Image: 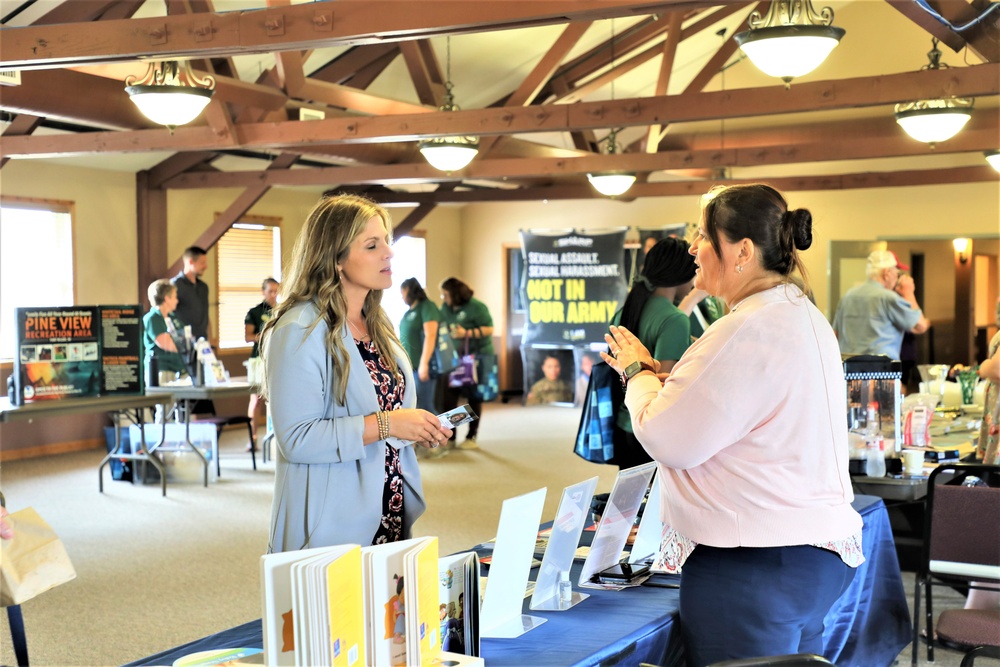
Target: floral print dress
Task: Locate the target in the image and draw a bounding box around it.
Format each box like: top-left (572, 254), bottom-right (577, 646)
top-left (356, 339), bottom-right (407, 545)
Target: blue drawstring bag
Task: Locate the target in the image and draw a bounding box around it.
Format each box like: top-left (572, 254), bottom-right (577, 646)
top-left (573, 362), bottom-right (623, 464)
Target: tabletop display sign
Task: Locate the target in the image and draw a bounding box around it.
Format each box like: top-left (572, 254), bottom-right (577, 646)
top-left (518, 228), bottom-right (629, 347)
top-left (99, 305), bottom-right (143, 395)
top-left (15, 306), bottom-right (102, 402)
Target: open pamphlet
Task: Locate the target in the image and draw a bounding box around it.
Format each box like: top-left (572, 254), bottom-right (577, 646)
top-left (261, 544), bottom-right (365, 667)
top-left (262, 538), bottom-right (483, 667)
top-left (579, 462), bottom-right (657, 589)
top-left (437, 552), bottom-right (482, 657)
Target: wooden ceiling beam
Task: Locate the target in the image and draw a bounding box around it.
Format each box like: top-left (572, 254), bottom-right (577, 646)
top-left (163, 152), bottom-right (299, 278)
top-left (480, 22), bottom-right (594, 155)
top-left (644, 12), bottom-right (683, 153)
top-left (550, 16), bottom-right (669, 92)
top-left (147, 151), bottom-right (219, 188)
top-left (939, 0), bottom-right (1000, 63)
top-left (883, 0), bottom-right (967, 53)
top-left (0, 1), bottom-right (697, 69)
top-left (160, 123), bottom-right (999, 189)
top-left (0, 114), bottom-right (41, 169)
top-left (5, 63), bottom-right (995, 157)
top-left (31, 1), bottom-right (121, 25)
top-left (392, 183), bottom-right (457, 237)
top-left (399, 41), bottom-right (446, 107)
top-left (512, 22), bottom-right (594, 108)
top-left (550, 39), bottom-right (664, 105)
top-left (0, 68), bottom-right (154, 129)
top-left (363, 165), bottom-right (998, 204)
top-left (341, 49), bottom-right (401, 89)
top-left (98, 1), bottom-right (148, 21)
top-left (309, 44), bottom-right (400, 85)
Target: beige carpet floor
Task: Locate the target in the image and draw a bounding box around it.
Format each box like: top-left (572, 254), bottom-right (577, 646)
top-left (0, 403), bottom-right (980, 666)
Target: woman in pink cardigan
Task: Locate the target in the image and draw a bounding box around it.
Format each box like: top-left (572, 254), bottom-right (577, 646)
top-left (603, 184), bottom-right (862, 666)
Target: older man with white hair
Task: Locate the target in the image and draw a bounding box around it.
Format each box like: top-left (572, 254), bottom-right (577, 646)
top-left (833, 250), bottom-right (930, 358)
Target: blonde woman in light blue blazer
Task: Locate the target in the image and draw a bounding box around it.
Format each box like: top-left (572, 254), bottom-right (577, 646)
top-left (261, 195), bottom-right (452, 553)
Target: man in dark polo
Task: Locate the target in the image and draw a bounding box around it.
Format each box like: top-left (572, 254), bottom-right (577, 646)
top-left (170, 246), bottom-right (210, 342)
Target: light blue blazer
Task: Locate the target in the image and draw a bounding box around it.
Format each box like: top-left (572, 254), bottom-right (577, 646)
top-left (265, 301), bottom-right (425, 553)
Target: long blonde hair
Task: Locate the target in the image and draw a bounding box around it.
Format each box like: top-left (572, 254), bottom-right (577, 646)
top-left (260, 194), bottom-right (401, 404)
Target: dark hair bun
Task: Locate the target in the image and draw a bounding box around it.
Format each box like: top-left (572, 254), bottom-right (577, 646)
top-left (785, 209), bottom-right (813, 251)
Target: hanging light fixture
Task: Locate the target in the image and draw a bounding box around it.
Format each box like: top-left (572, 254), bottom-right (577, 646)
top-left (894, 39), bottom-right (973, 145)
top-left (125, 60), bottom-right (215, 130)
top-left (587, 19), bottom-right (636, 197)
top-left (419, 37), bottom-right (479, 172)
top-left (734, 0), bottom-right (845, 86)
top-left (985, 151), bottom-right (1000, 172)
top-left (587, 130), bottom-right (637, 196)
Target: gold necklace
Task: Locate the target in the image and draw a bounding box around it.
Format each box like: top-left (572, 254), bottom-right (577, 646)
top-left (346, 318), bottom-right (369, 340)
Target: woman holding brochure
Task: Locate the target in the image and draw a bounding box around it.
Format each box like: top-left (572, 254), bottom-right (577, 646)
top-left (602, 184), bottom-right (862, 665)
top-left (261, 194), bottom-right (452, 553)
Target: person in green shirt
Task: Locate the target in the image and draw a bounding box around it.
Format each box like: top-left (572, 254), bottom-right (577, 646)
top-left (439, 277), bottom-right (494, 449)
top-left (611, 237), bottom-right (697, 469)
top-left (143, 279), bottom-right (189, 381)
top-left (245, 277), bottom-right (279, 445)
top-left (399, 277), bottom-right (442, 414)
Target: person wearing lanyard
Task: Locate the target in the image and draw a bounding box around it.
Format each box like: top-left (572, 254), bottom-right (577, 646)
top-left (603, 184), bottom-right (862, 664)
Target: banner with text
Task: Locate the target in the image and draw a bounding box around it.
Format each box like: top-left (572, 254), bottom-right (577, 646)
top-left (519, 229), bottom-right (629, 346)
top-left (13, 304), bottom-right (143, 403)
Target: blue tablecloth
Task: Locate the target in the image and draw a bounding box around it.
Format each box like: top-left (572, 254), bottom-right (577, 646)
top-left (126, 495), bottom-right (909, 667)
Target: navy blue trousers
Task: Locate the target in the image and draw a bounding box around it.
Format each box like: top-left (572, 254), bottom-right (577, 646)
top-left (413, 371), bottom-right (439, 414)
top-left (679, 544), bottom-right (857, 667)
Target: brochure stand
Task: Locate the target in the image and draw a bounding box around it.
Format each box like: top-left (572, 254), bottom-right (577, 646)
top-left (629, 472), bottom-right (661, 565)
top-left (480, 488), bottom-right (547, 638)
top-left (529, 476), bottom-right (599, 611)
top-left (579, 462), bottom-right (657, 588)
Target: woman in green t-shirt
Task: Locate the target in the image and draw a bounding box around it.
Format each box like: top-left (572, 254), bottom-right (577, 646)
top-left (611, 238), bottom-right (696, 469)
top-left (439, 277), bottom-right (494, 449)
top-left (399, 277), bottom-right (442, 414)
top-left (142, 279), bottom-right (189, 380)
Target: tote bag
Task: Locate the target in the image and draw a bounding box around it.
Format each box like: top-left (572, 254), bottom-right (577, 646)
top-left (1, 507), bottom-right (77, 606)
top-left (573, 362), bottom-right (624, 464)
top-left (435, 332), bottom-right (460, 375)
top-left (448, 338), bottom-right (478, 389)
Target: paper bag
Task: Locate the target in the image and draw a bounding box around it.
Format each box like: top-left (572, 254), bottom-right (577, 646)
top-left (1, 507), bottom-right (77, 606)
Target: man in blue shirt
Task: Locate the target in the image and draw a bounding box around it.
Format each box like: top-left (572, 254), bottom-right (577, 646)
top-left (833, 250), bottom-right (930, 358)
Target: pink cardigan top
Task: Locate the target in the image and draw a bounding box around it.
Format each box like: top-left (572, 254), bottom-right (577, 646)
top-left (625, 283), bottom-right (862, 548)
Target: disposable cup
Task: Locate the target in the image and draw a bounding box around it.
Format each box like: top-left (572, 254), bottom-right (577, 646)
top-left (902, 449), bottom-right (925, 476)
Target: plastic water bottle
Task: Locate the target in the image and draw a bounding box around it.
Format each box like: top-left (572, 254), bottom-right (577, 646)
top-left (864, 402), bottom-right (886, 478)
top-left (558, 571), bottom-right (573, 609)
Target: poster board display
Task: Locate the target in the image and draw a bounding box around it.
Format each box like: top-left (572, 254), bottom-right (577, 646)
top-left (13, 304), bottom-right (143, 403)
top-left (518, 228), bottom-right (629, 347)
top-left (15, 306), bottom-right (102, 402)
top-left (99, 305), bottom-right (143, 395)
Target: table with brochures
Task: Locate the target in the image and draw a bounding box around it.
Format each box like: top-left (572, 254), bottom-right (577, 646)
top-left (124, 495), bottom-right (909, 667)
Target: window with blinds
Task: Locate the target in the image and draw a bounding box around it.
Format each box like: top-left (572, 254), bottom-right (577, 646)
top-left (217, 223), bottom-right (281, 349)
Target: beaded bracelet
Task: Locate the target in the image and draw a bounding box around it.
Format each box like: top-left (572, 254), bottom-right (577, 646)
top-left (376, 411), bottom-right (390, 440)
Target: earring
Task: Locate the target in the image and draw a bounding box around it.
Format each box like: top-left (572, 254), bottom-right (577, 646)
top-left (736, 264), bottom-right (743, 274)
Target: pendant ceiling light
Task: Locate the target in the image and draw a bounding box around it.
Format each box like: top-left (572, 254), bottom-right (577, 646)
top-left (894, 39), bottom-right (973, 145)
top-left (125, 60), bottom-right (215, 130)
top-left (985, 151), bottom-right (1000, 173)
top-left (587, 130), bottom-right (637, 196)
top-left (419, 37), bottom-right (479, 172)
top-left (587, 20), bottom-right (636, 198)
top-left (734, 0), bottom-right (845, 86)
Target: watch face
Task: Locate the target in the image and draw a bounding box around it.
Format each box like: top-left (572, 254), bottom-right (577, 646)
top-left (625, 361), bottom-right (643, 379)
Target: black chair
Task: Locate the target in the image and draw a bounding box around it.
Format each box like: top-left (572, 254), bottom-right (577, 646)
top-left (705, 655), bottom-right (835, 667)
top-left (642, 656), bottom-right (834, 667)
top-left (911, 463), bottom-right (1000, 667)
top-left (190, 400), bottom-right (256, 476)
